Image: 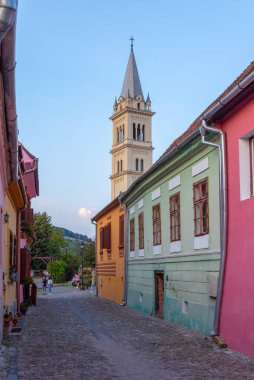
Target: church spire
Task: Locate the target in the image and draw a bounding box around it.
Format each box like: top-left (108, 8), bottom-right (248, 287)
top-left (120, 38), bottom-right (144, 100)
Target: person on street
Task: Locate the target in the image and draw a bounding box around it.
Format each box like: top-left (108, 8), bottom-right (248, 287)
top-left (42, 276), bottom-right (47, 294)
top-left (48, 277), bottom-right (53, 294)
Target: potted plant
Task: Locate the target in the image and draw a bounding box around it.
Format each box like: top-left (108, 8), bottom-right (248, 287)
top-left (20, 302), bottom-right (28, 315)
top-left (4, 313), bottom-right (10, 329)
top-left (12, 315), bottom-right (18, 326)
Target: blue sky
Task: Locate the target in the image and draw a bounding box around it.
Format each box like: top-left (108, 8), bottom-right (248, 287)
top-left (16, 0), bottom-right (254, 237)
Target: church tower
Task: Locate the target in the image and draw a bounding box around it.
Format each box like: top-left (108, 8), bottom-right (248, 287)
top-left (110, 39), bottom-right (155, 200)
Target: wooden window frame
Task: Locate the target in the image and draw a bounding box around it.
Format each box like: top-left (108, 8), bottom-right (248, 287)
top-left (119, 215), bottom-right (124, 249)
top-left (193, 177), bottom-right (209, 236)
top-left (138, 212), bottom-right (144, 249)
top-left (169, 192), bottom-right (181, 242)
top-left (130, 218), bottom-right (135, 251)
top-left (152, 204), bottom-right (161, 246)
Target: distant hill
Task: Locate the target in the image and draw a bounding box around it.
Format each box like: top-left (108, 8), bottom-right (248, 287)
top-left (55, 227), bottom-right (89, 242)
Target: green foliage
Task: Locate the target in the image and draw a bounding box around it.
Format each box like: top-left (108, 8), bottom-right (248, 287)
top-left (47, 260), bottom-right (67, 283)
top-left (83, 241), bottom-right (96, 268)
top-left (55, 227), bottom-right (88, 242)
top-left (31, 212), bottom-right (53, 260)
top-left (65, 256), bottom-right (80, 281)
top-left (49, 228), bottom-right (66, 256)
top-left (31, 213), bottom-right (66, 269)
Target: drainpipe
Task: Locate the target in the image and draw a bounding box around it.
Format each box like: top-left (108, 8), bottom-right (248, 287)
top-left (118, 192), bottom-right (127, 305)
top-left (91, 220), bottom-right (97, 296)
top-left (1, 1), bottom-right (19, 181)
top-left (199, 119), bottom-right (227, 337)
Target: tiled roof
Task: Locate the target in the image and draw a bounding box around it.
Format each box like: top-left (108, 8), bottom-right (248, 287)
top-left (161, 61), bottom-right (254, 158)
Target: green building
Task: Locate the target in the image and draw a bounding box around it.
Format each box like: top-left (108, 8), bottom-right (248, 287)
top-left (122, 129), bottom-right (221, 334)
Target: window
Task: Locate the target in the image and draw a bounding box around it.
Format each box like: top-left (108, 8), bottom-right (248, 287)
top-left (193, 178), bottom-right (209, 236)
top-left (117, 161), bottom-right (120, 173)
top-left (117, 128), bottom-right (119, 143)
top-left (170, 193), bottom-right (180, 241)
top-left (119, 215), bottom-right (124, 255)
top-left (99, 227), bottom-right (104, 261)
top-left (140, 159), bottom-right (144, 172)
top-left (100, 228), bottom-right (104, 252)
top-left (130, 218), bottom-right (135, 251)
top-left (133, 123), bottom-right (136, 140)
top-left (104, 223), bottom-right (111, 252)
top-left (137, 102), bottom-right (140, 109)
top-left (136, 158), bottom-right (139, 171)
top-left (137, 124), bottom-right (140, 140)
top-left (120, 160), bottom-right (123, 172)
top-left (142, 125), bottom-right (145, 141)
top-left (138, 213), bottom-right (144, 249)
top-left (250, 137), bottom-right (254, 195)
top-left (152, 204), bottom-right (161, 246)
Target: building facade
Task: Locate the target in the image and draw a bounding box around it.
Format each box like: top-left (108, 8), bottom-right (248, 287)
top-left (110, 43), bottom-right (154, 200)
top-left (200, 62), bottom-right (254, 357)
top-left (122, 134), bottom-right (221, 334)
top-left (92, 198), bottom-right (125, 304)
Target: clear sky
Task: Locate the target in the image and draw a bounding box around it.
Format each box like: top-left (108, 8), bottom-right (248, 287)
top-left (16, 0), bottom-right (254, 237)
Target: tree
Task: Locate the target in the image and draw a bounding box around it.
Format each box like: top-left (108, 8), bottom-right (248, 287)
top-left (83, 240), bottom-right (96, 268)
top-left (31, 212), bottom-right (53, 259)
top-left (49, 227), bottom-right (66, 256)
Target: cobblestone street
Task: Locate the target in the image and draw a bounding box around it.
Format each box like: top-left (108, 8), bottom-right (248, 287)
top-left (2, 286), bottom-right (254, 380)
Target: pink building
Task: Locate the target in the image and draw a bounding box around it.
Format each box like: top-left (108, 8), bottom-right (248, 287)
top-left (202, 62), bottom-right (254, 357)
top-left (0, 3), bottom-right (18, 338)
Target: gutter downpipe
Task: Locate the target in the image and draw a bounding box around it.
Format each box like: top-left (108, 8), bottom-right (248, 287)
top-left (91, 220), bottom-right (98, 296)
top-left (1, 0), bottom-right (19, 181)
top-left (118, 192), bottom-right (127, 306)
top-left (199, 119), bottom-right (227, 337)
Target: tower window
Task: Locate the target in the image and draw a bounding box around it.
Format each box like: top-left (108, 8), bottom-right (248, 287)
top-left (141, 159), bottom-right (144, 172)
top-left (117, 161), bottom-right (120, 173)
top-left (133, 123), bottom-right (136, 140)
top-left (117, 128), bottom-right (119, 143)
top-left (142, 125), bottom-right (145, 141)
top-left (137, 124), bottom-right (140, 141)
top-left (137, 103), bottom-right (140, 109)
top-left (136, 158), bottom-right (139, 171)
top-left (120, 160), bottom-right (123, 172)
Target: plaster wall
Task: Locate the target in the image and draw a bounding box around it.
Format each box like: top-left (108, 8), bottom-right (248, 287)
top-left (95, 203), bottom-right (125, 304)
top-left (126, 143), bottom-right (221, 334)
top-left (219, 97), bottom-right (254, 357)
top-left (3, 193), bottom-right (17, 313)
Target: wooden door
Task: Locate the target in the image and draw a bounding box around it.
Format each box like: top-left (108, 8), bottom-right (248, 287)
top-left (155, 272), bottom-right (164, 319)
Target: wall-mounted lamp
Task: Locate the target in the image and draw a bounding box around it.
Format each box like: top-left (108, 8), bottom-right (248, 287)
top-left (4, 212), bottom-right (9, 223)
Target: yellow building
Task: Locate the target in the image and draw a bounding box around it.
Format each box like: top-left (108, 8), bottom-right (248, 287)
top-left (92, 198), bottom-right (125, 305)
top-left (3, 179), bottom-right (26, 314)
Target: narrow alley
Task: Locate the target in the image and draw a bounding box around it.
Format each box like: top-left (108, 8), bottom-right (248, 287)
top-left (2, 287), bottom-right (254, 380)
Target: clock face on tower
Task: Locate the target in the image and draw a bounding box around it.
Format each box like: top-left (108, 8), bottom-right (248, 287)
top-left (110, 43), bottom-right (154, 200)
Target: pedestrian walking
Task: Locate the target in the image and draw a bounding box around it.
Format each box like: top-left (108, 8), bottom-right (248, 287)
top-left (48, 276), bottom-right (53, 294)
top-left (42, 276), bottom-right (47, 294)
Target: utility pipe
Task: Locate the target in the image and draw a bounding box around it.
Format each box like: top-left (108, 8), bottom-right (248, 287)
top-left (199, 119), bottom-right (227, 337)
top-left (1, 0), bottom-right (18, 181)
top-left (118, 192), bottom-right (127, 305)
top-left (91, 220), bottom-right (98, 296)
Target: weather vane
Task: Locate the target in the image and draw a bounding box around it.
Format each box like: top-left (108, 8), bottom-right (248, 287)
top-left (130, 36), bottom-right (134, 49)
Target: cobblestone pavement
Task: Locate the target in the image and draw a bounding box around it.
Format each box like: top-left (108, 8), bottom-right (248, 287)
top-left (2, 286), bottom-right (254, 380)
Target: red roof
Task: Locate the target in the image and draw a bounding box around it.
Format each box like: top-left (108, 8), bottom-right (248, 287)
top-left (161, 61), bottom-right (254, 158)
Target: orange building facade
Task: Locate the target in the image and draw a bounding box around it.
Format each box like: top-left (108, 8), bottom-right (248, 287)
top-left (92, 198), bottom-right (125, 305)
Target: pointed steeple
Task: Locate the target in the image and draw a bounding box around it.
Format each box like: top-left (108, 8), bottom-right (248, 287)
top-left (120, 39), bottom-right (144, 100)
top-left (146, 92), bottom-right (151, 103)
